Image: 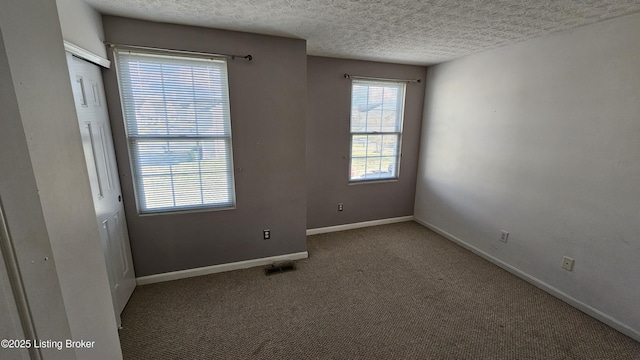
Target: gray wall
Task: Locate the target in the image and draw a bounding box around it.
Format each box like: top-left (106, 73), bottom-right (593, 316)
top-left (0, 26), bottom-right (74, 360)
top-left (415, 12), bottom-right (640, 339)
top-left (101, 16), bottom-right (308, 277)
top-left (56, 0), bottom-right (107, 58)
top-left (1, 1), bottom-right (123, 358)
top-left (307, 56), bottom-right (426, 229)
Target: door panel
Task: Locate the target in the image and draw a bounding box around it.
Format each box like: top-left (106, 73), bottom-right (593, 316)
top-left (83, 122), bottom-right (104, 199)
top-left (100, 218), bottom-right (118, 310)
top-left (113, 213), bottom-right (129, 275)
top-left (99, 125), bottom-right (114, 191)
top-left (67, 52), bottom-right (136, 327)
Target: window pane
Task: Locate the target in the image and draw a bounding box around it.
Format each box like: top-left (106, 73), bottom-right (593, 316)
top-left (202, 173), bottom-right (232, 204)
top-left (142, 175), bottom-right (174, 209)
top-left (136, 141), bottom-right (203, 168)
top-left (351, 80), bottom-right (404, 133)
top-left (117, 50), bottom-right (236, 213)
top-left (349, 80), bottom-right (405, 182)
top-left (350, 157), bottom-right (366, 181)
top-left (119, 52), bottom-right (231, 137)
top-left (351, 135), bottom-right (367, 157)
top-left (133, 139), bottom-right (233, 211)
top-left (365, 134), bottom-right (383, 156)
top-left (381, 135), bottom-right (399, 156)
top-left (381, 156), bottom-right (397, 177)
top-left (368, 86), bottom-right (383, 132)
top-left (172, 173), bottom-right (204, 206)
top-left (351, 84), bottom-right (368, 132)
top-left (381, 110), bottom-right (398, 132)
top-left (367, 157), bottom-right (382, 175)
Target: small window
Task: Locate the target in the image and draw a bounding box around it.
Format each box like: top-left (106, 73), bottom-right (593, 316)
top-left (114, 50), bottom-right (236, 214)
top-left (349, 80), bottom-right (406, 182)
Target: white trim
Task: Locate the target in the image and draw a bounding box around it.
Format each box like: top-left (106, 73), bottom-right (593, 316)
top-left (306, 216), bottom-right (414, 236)
top-left (64, 41), bottom-right (110, 68)
top-left (136, 251), bottom-right (308, 285)
top-left (413, 216), bottom-right (640, 342)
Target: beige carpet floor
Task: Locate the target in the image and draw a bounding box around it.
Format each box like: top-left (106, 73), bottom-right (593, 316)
top-left (119, 221), bottom-right (640, 359)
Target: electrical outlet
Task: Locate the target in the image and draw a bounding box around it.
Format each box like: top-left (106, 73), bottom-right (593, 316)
top-left (562, 256), bottom-right (574, 271)
top-left (500, 230), bottom-right (509, 243)
top-left (263, 229), bottom-right (271, 240)
top-left (338, 203), bottom-right (343, 211)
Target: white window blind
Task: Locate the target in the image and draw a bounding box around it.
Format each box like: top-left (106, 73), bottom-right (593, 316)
top-left (349, 80), bottom-right (406, 182)
top-left (114, 50), bottom-right (236, 213)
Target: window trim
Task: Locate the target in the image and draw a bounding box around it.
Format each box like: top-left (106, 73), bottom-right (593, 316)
top-left (348, 79), bottom-right (406, 184)
top-left (113, 48), bottom-right (237, 215)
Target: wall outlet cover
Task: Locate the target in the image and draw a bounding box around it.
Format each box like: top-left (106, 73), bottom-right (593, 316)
top-left (562, 256), bottom-right (574, 271)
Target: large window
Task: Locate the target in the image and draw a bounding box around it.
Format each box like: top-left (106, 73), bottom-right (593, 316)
top-left (114, 50), bottom-right (236, 214)
top-left (349, 80), bottom-right (406, 182)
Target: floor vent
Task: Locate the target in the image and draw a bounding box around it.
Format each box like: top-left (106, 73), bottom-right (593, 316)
top-left (265, 262), bottom-right (296, 276)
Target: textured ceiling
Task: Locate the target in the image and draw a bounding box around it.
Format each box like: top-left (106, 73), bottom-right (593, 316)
top-left (85, 0), bottom-right (640, 65)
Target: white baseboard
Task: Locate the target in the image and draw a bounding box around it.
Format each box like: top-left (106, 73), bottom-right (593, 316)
top-left (306, 216), bottom-right (415, 236)
top-left (413, 217), bottom-right (640, 342)
top-left (136, 251), bottom-right (308, 285)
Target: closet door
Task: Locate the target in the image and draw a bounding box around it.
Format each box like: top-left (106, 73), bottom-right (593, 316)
top-left (67, 52), bottom-right (136, 327)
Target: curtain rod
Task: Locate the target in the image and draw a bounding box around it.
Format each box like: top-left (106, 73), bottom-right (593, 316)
top-left (344, 73), bottom-right (421, 83)
top-left (104, 42), bottom-right (252, 61)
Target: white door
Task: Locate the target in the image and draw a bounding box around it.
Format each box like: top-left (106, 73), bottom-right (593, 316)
top-left (66, 53), bottom-right (136, 327)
